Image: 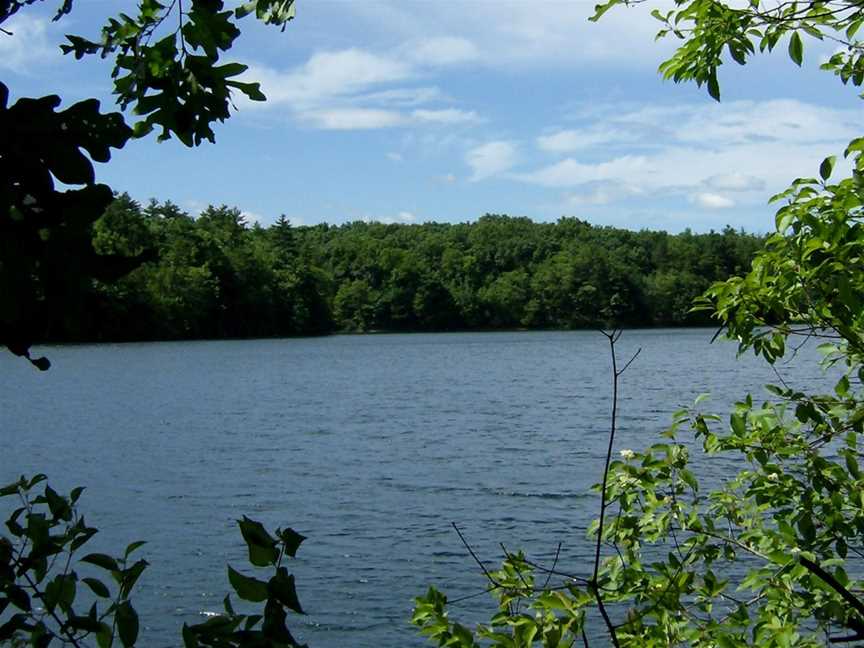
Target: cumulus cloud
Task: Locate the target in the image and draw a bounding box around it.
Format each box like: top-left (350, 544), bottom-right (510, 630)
top-left (520, 99), bottom-right (863, 207)
top-left (691, 193), bottom-right (735, 209)
top-left (517, 155), bottom-right (649, 187)
top-left (252, 49), bottom-right (412, 107)
top-left (338, 1), bottom-right (672, 68)
top-left (466, 141), bottom-right (518, 181)
top-left (704, 173), bottom-right (765, 192)
top-left (411, 108), bottom-right (480, 124)
top-left (563, 183), bottom-right (643, 206)
top-left (0, 14), bottom-right (55, 71)
top-left (358, 86), bottom-right (445, 107)
top-left (536, 127), bottom-right (624, 153)
top-left (407, 36), bottom-right (479, 66)
top-left (243, 47), bottom-right (484, 130)
top-left (302, 107), bottom-right (479, 130)
top-left (240, 210), bottom-right (267, 225)
top-left (308, 108), bottom-right (405, 130)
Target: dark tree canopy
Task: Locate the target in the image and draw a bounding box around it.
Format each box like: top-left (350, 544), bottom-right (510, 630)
top-left (50, 197), bottom-right (764, 343)
top-left (0, 0), bottom-right (295, 368)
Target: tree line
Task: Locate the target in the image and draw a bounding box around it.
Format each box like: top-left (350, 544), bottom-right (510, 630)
top-left (41, 193), bottom-right (766, 343)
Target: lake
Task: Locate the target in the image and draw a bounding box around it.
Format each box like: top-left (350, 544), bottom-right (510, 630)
top-left (0, 330), bottom-right (835, 646)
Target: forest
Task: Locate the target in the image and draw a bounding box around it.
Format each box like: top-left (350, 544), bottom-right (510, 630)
top-left (55, 193), bottom-right (765, 343)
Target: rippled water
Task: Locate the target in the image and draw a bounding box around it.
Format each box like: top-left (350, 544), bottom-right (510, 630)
top-left (0, 330), bottom-right (835, 646)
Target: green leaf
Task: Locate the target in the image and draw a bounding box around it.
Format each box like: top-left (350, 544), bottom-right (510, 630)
top-left (846, 452), bottom-right (861, 479)
top-left (124, 541), bottom-right (146, 558)
top-left (45, 573), bottom-right (76, 612)
top-left (44, 485), bottom-right (72, 521)
top-left (0, 478), bottom-right (24, 497)
top-left (7, 586), bottom-right (31, 612)
top-left (227, 565), bottom-right (269, 602)
top-left (798, 514), bottom-right (816, 543)
top-left (707, 70), bottom-right (720, 101)
top-left (679, 468), bottom-right (699, 491)
top-left (225, 80), bottom-right (266, 102)
top-left (81, 553), bottom-right (120, 572)
top-left (116, 601), bottom-right (139, 647)
top-left (83, 577), bottom-right (111, 598)
top-left (789, 32), bottom-right (803, 66)
top-left (119, 559), bottom-right (148, 599)
top-left (268, 567), bottom-right (304, 614)
top-left (68, 615), bottom-right (103, 633)
top-left (182, 624), bottom-right (198, 648)
top-left (276, 527), bottom-right (306, 558)
top-left (237, 516), bottom-right (279, 567)
top-left (819, 155), bottom-right (836, 181)
top-left (96, 622), bottom-right (114, 648)
top-left (589, 0), bottom-right (619, 22)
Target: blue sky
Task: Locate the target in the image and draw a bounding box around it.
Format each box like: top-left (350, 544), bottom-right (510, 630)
top-left (3, 1), bottom-right (862, 232)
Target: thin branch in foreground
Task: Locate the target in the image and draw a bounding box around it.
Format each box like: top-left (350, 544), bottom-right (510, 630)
top-left (589, 329), bottom-right (640, 648)
top-left (451, 522), bottom-right (501, 588)
top-left (541, 542), bottom-right (562, 590)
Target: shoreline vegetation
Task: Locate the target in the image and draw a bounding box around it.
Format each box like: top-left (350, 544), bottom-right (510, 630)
top-left (44, 193), bottom-right (764, 345)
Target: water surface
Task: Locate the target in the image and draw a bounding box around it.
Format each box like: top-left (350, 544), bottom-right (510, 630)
top-left (0, 330), bottom-right (834, 646)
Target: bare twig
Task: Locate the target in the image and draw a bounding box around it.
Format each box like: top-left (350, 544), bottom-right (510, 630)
top-left (451, 522), bottom-right (501, 588)
top-left (589, 329), bottom-right (640, 648)
top-left (541, 542), bottom-right (562, 590)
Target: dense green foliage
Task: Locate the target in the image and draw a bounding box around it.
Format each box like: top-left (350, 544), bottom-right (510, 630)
top-left (412, 1), bottom-right (864, 646)
top-left (51, 195), bottom-right (763, 342)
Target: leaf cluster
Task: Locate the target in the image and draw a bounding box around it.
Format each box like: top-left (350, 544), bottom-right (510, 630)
top-left (0, 475), bottom-right (147, 647)
top-left (592, 0), bottom-right (864, 101)
top-left (182, 517), bottom-right (307, 648)
top-left (59, 0), bottom-right (293, 145)
top-left (0, 476), bottom-right (308, 647)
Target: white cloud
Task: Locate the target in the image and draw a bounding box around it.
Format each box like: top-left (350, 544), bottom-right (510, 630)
top-left (407, 36), bottom-right (479, 66)
top-left (536, 127), bottom-right (624, 153)
top-left (704, 173), bottom-right (765, 192)
top-left (241, 210), bottom-right (267, 225)
top-left (466, 141), bottom-right (518, 181)
top-left (563, 183), bottom-right (643, 206)
top-left (412, 108), bottom-right (480, 124)
top-left (0, 14), bottom-right (54, 71)
top-left (303, 107), bottom-right (480, 130)
top-left (363, 210), bottom-right (419, 224)
top-left (387, 152), bottom-right (403, 162)
top-left (691, 192), bottom-right (735, 209)
top-left (439, 173), bottom-right (457, 184)
top-left (251, 49), bottom-right (412, 108)
top-left (517, 155), bottom-right (649, 187)
top-left (358, 86), bottom-right (445, 107)
top-left (337, 1), bottom-right (672, 68)
top-left (664, 99), bottom-right (860, 146)
top-left (521, 99), bottom-right (863, 206)
top-left (308, 108), bottom-right (405, 130)
top-left (243, 47), bottom-right (483, 130)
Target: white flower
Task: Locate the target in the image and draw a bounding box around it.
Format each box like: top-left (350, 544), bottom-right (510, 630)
top-left (620, 449), bottom-right (636, 460)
